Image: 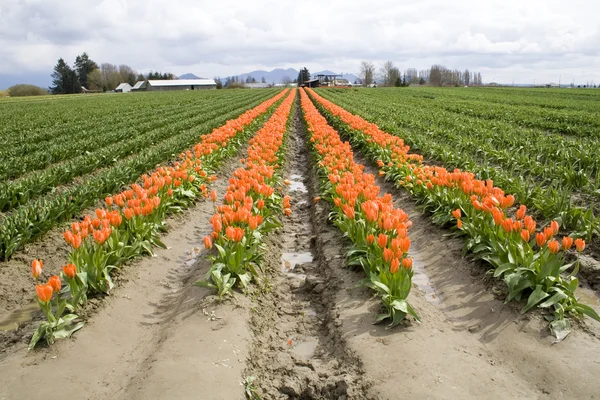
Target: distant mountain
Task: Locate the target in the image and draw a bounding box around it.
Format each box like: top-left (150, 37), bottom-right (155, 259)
top-left (235, 68), bottom-right (359, 84)
top-left (237, 68), bottom-right (298, 84)
top-left (178, 73), bottom-right (203, 79)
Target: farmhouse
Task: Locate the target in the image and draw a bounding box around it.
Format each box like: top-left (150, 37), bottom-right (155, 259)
top-left (134, 79), bottom-right (217, 91)
top-left (115, 83), bottom-right (132, 93)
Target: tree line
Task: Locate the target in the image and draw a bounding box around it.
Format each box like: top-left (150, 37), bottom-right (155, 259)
top-left (359, 61), bottom-right (483, 87)
top-left (50, 53), bottom-right (177, 94)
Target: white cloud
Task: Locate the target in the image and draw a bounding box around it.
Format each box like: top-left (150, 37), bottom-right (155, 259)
top-left (0, 0), bottom-right (599, 84)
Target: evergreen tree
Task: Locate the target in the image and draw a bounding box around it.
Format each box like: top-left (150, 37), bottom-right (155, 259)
top-left (74, 52), bottom-right (98, 89)
top-left (50, 58), bottom-right (82, 94)
top-left (297, 68), bottom-right (310, 85)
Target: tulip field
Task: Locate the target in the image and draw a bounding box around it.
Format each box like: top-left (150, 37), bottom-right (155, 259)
top-left (1, 87), bottom-right (600, 399)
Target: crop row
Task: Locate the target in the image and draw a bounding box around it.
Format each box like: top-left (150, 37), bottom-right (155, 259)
top-left (408, 87), bottom-right (600, 136)
top-left (300, 88), bottom-right (418, 326)
top-left (317, 89), bottom-right (600, 239)
top-left (0, 95), bottom-right (239, 180)
top-left (199, 89), bottom-right (297, 296)
top-left (0, 91), bottom-right (273, 211)
top-left (0, 90), bottom-right (280, 260)
top-left (306, 88), bottom-right (600, 337)
top-left (28, 89), bottom-right (290, 349)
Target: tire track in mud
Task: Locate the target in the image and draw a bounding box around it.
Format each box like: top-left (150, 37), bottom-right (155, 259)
top-left (245, 97), bottom-right (372, 399)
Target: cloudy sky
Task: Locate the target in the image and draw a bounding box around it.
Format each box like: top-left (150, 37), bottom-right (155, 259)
top-left (1, 0), bottom-right (599, 88)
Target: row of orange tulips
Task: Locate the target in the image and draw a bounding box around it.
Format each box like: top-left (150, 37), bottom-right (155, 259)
top-left (300, 88), bottom-right (418, 326)
top-left (306, 88), bottom-right (599, 338)
top-left (27, 90), bottom-right (289, 350)
top-left (197, 89), bottom-right (296, 297)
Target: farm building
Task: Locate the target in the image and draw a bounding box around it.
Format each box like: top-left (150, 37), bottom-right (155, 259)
top-left (134, 79), bottom-right (217, 91)
top-left (115, 83), bottom-right (132, 93)
top-left (131, 81), bottom-right (145, 91)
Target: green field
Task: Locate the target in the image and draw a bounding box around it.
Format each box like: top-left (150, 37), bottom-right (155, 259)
top-left (0, 89), bottom-right (279, 259)
top-left (316, 87), bottom-right (600, 245)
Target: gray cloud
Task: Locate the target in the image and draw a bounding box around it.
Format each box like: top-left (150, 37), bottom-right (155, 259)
top-left (1, 0), bottom-right (599, 86)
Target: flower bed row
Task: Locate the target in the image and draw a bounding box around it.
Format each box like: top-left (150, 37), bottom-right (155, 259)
top-left (299, 88), bottom-right (418, 327)
top-left (28, 89), bottom-right (289, 350)
top-left (198, 89), bottom-right (296, 297)
top-left (306, 88), bottom-right (600, 338)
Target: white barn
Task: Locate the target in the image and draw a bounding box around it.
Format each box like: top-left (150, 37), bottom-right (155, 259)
top-left (135, 79), bottom-right (217, 91)
top-left (115, 83), bottom-right (132, 93)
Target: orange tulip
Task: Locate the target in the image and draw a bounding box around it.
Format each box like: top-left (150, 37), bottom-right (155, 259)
top-left (72, 234), bottom-right (82, 249)
top-left (313, 196), bottom-right (321, 203)
top-left (390, 258), bottom-right (400, 273)
top-left (520, 230), bottom-right (530, 243)
top-left (257, 199), bottom-right (265, 210)
top-left (575, 238), bottom-right (585, 252)
top-left (452, 209), bottom-right (461, 219)
top-left (284, 208), bottom-right (292, 217)
top-left (550, 220), bottom-right (560, 235)
top-left (402, 258), bottom-right (413, 270)
top-left (283, 179), bottom-right (290, 186)
top-left (105, 196), bottom-right (114, 207)
top-left (516, 205), bottom-right (526, 220)
top-left (457, 219), bottom-right (463, 229)
top-left (63, 264), bottom-right (77, 279)
top-left (210, 190), bottom-right (218, 202)
top-left (203, 236), bottom-right (213, 249)
top-left (31, 259), bottom-right (43, 279)
top-left (561, 236), bottom-right (573, 251)
top-left (366, 234), bottom-right (375, 245)
top-left (48, 275), bottom-right (62, 293)
top-left (377, 233), bottom-right (388, 248)
top-left (536, 232), bottom-right (547, 247)
top-left (548, 240), bottom-right (560, 254)
top-left (36, 284), bottom-right (53, 303)
top-left (383, 248), bottom-right (394, 263)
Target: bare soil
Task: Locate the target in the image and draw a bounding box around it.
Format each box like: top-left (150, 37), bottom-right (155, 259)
top-left (1, 97), bottom-right (600, 399)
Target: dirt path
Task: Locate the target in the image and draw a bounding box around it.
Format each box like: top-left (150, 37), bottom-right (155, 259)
top-left (244, 101), bottom-right (371, 398)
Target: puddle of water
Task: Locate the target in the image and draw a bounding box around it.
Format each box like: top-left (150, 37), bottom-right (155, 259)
top-left (411, 257), bottom-right (442, 305)
top-left (290, 337), bottom-right (319, 358)
top-left (288, 174), bottom-right (307, 193)
top-left (0, 302), bottom-right (39, 331)
top-left (303, 308), bottom-right (318, 318)
top-left (282, 252), bottom-right (313, 272)
top-left (576, 286), bottom-right (600, 309)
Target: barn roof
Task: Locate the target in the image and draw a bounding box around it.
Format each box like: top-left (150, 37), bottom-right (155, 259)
top-left (132, 81), bottom-right (145, 89)
top-left (115, 83), bottom-right (132, 90)
top-left (147, 79), bottom-right (216, 87)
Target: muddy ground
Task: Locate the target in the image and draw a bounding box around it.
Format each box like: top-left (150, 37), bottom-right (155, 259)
top-left (1, 96), bottom-right (600, 399)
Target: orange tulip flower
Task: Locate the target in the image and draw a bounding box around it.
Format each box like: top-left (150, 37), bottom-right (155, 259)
top-left (561, 236), bottom-right (573, 251)
top-left (31, 259), bottom-right (43, 279)
top-left (48, 275), bottom-right (62, 293)
top-left (536, 232), bottom-right (547, 247)
top-left (63, 264), bottom-right (77, 279)
top-left (36, 284), bottom-right (53, 303)
top-left (203, 236), bottom-right (213, 249)
top-left (390, 258), bottom-right (400, 273)
top-left (521, 230), bottom-right (530, 243)
top-left (402, 258), bottom-right (413, 270)
top-left (575, 238), bottom-right (585, 252)
top-left (548, 240), bottom-right (560, 254)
